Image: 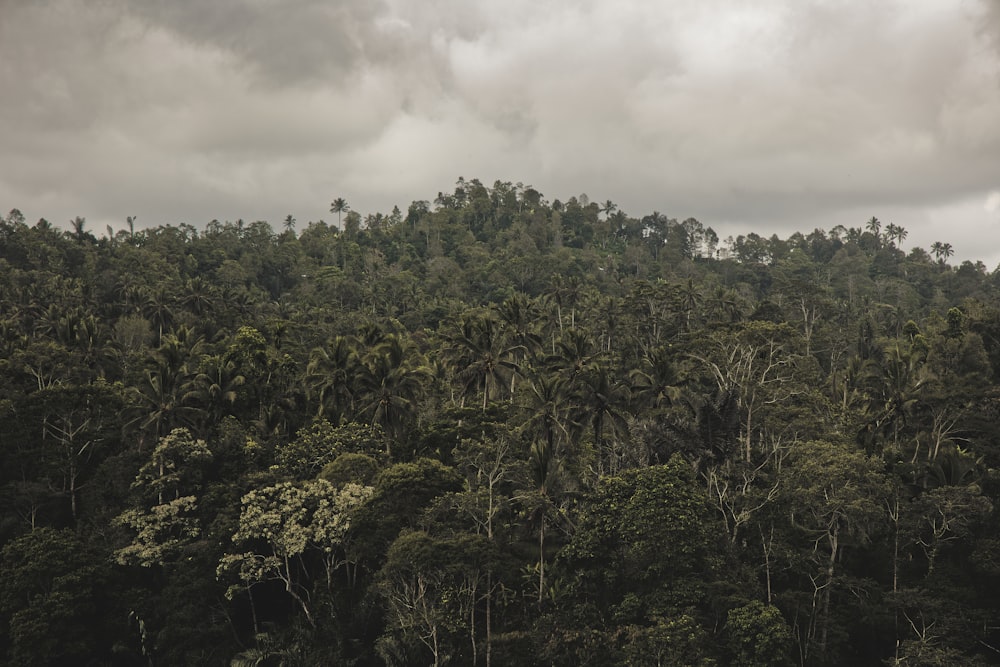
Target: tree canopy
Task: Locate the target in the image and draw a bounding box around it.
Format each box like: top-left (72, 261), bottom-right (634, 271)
top-left (2, 185), bottom-right (1000, 665)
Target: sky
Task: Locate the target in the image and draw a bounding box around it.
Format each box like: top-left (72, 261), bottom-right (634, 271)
top-left (2, 0), bottom-right (1000, 266)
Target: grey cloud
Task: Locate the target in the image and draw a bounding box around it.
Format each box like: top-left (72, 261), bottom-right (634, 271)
top-left (2, 0), bottom-right (1000, 266)
top-left (117, 0), bottom-right (485, 95)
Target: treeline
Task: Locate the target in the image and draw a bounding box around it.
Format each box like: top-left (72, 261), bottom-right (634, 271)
top-left (1, 179), bottom-right (1000, 665)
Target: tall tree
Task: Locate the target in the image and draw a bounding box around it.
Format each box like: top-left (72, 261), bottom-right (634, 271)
top-left (330, 198), bottom-right (350, 230)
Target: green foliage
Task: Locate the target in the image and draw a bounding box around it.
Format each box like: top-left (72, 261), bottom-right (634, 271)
top-left (132, 427), bottom-right (213, 503)
top-left (319, 452), bottom-right (380, 486)
top-left (4, 183), bottom-right (1000, 665)
top-left (551, 456), bottom-right (722, 664)
top-left (0, 528), bottom-right (108, 665)
top-left (725, 601), bottom-right (794, 667)
top-left (218, 479), bottom-right (373, 626)
top-left (114, 495), bottom-right (201, 567)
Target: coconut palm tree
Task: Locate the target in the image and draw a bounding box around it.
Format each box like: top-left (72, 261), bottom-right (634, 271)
top-left (140, 286), bottom-right (176, 345)
top-left (356, 334), bottom-right (431, 455)
top-left (497, 293), bottom-right (543, 393)
top-left (629, 346), bottom-right (683, 411)
top-left (187, 354), bottom-right (245, 430)
top-left (575, 365), bottom-right (630, 475)
top-left (69, 216), bottom-right (87, 242)
top-left (330, 198), bottom-right (350, 230)
top-left (884, 223), bottom-right (907, 248)
top-left (866, 216), bottom-right (882, 239)
top-left (305, 335), bottom-right (359, 422)
top-left (441, 309), bottom-right (523, 410)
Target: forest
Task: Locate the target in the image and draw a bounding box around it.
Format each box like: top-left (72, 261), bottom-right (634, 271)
top-left (2, 177), bottom-right (1000, 666)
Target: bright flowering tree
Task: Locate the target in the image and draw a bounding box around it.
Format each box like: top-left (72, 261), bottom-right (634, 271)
top-left (217, 479), bottom-right (373, 627)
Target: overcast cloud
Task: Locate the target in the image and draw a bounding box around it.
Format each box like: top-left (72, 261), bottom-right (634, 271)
top-left (2, 0), bottom-right (1000, 265)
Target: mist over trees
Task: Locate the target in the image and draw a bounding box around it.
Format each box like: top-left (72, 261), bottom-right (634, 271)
top-left (2, 179), bottom-right (1000, 665)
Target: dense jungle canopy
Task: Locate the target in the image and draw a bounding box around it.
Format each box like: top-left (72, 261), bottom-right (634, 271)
top-left (2, 178), bottom-right (1000, 666)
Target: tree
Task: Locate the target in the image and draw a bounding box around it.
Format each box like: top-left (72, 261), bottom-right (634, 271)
top-left (114, 428), bottom-right (213, 567)
top-left (866, 216), bottom-right (882, 241)
top-left (27, 382), bottom-right (124, 521)
top-left (305, 335), bottom-right (359, 422)
top-left (186, 354), bottom-right (244, 430)
top-left (0, 528), bottom-right (109, 665)
top-left (779, 440), bottom-right (888, 664)
top-left (575, 364), bottom-right (630, 476)
top-left (69, 215), bottom-right (88, 242)
top-left (441, 309), bottom-right (523, 410)
top-left (330, 198), bottom-right (350, 230)
top-left (218, 479), bottom-right (374, 628)
top-left (630, 346), bottom-right (683, 412)
top-left (378, 530), bottom-right (492, 667)
top-left (688, 321), bottom-right (814, 463)
top-left (356, 334), bottom-right (432, 453)
top-left (725, 600), bottom-right (794, 667)
top-left (549, 457), bottom-right (721, 665)
top-left (884, 223), bottom-right (907, 248)
top-left (930, 241), bottom-right (954, 264)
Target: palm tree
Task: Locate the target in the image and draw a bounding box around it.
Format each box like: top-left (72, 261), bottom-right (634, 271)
top-left (676, 278), bottom-right (703, 331)
top-left (305, 335), bottom-right (359, 422)
top-left (140, 286), bottom-right (175, 344)
top-left (517, 369), bottom-right (576, 607)
top-left (330, 198), bottom-right (350, 230)
top-left (526, 436), bottom-right (555, 608)
top-left (575, 365), bottom-right (630, 475)
top-left (707, 286), bottom-right (744, 324)
top-left (497, 293), bottom-right (543, 393)
top-left (930, 241), bottom-right (954, 264)
top-left (130, 327), bottom-right (205, 442)
top-left (187, 354), bottom-right (245, 430)
top-left (860, 344), bottom-right (928, 453)
top-left (130, 364), bottom-right (201, 446)
top-left (630, 346), bottom-right (683, 411)
top-left (866, 216), bottom-right (882, 239)
top-left (884, 223), bottom-right (907, 248)
top-left (441, 309), bottom-right (523, 410)
top-left (69, 216), bottom-right (87, 242)
top-left (546, 328), bottom-right (603, 387)
top-left (283, 214), bottom-right (296, 234)
top-left (356, 334), bottom-right (431, 455)
top-left (520, 371), bottom-right (572, 458)
top-left (180, 278), bottom-right (215, 319)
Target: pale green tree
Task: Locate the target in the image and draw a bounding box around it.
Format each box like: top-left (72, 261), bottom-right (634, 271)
top-left (218, 479), bottom-right (373, 627)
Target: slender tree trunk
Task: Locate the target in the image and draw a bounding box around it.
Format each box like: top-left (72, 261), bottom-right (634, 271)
top-left (470, 587), bottom-right (477, 667)
top-left (538, 515), bottom-right (545, 608)
top-left (69, 466), bottom-right (78, 521)
top-left (761, 523), bottom-right (774, 605)
top-left (248, 585), bottom-right (260, 637)
top-left (890, 497), bottom-right (901, 663)
top-left (820, 525), bottom-right (839, 653)
top-left (486, 571), bottom-right (492, 667)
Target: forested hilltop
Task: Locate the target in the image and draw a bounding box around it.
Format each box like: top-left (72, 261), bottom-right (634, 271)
top-left (3, 178), bottom-right (1000, 666)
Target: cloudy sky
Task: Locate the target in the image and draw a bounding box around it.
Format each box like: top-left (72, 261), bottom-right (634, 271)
top-left (3, 0), bottom-right (1000, 265)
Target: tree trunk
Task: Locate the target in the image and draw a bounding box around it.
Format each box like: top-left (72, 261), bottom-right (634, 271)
top-left (538, 515), bottom-right (545, 608)
top-left (819, 524), bottom-right (839, 653)
top-left (486, 571), bottom-right (492, 667)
